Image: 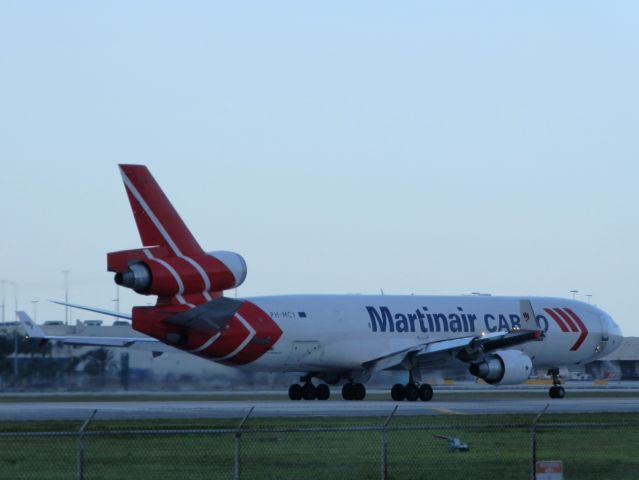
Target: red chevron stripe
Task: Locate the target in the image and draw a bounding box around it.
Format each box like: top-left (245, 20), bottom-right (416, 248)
top-left (554, 308), bottom-right (579, 333)
top-left (227, 302), bottom-right (283, 365)
top-left (544, 308), bottom-right (569, 332)
top-left (563, 308), bottom-right (589, 351)
top-left (194, 301), bottom-right (282, 365)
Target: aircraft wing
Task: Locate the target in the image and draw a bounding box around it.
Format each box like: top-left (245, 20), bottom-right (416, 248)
top-left (364, 300), bottom-right (544, 373)
top-left (49, 300), bottom-right (132, 320)
top-left (17, 311), bottom-right (178, 353)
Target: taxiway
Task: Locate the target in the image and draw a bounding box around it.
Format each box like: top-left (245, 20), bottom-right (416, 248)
top-left (2, 395), bottom-right (639, 421)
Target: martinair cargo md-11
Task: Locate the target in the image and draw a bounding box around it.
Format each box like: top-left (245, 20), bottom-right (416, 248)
top-left (21, 165), bottom-right (623, 401)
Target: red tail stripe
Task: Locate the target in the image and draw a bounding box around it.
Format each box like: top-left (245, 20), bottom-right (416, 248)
top-left (120, 164), bottom-right (203, 256)
top-left (200, 316), bottom-right (249, 358)
top-left (186, 301), bottom-right (283, 365)
top-left (227, 302), bottom-right (283, 365)
top-left (544, 308), bottom-right (569, 332)
top-left (554, 308), bottom-right (579, 333)
top-left (197, 255), bottom-right (237, 293)
top-left (564, 308), bottom-right (589, 351)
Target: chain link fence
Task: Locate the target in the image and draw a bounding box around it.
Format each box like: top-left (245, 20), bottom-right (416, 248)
top-left (0, 406), bottom-right (638, 480)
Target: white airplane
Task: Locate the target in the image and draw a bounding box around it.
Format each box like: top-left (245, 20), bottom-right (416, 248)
top-left (21, 165), bottom-right (623, 401)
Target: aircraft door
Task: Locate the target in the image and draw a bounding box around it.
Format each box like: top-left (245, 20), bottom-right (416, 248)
top-left (600, 315), bottom-right (610, 342)
top-left (593, 314), bottom-right (611, 355)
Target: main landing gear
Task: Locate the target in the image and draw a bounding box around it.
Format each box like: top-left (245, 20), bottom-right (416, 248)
top-left (390, 369), bottom-right (433, 401)
top-left (548, 368), bottom-right (566, 399)
top-left (390, 382), bottom-right (433, 402)
top-left (341, 382), bottom-right (366, 400)
top-left (288, 381), bottom-right (330, 401)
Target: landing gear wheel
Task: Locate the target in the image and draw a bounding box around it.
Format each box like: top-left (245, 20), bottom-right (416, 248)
top-left (405, 383), bottom-right (419, 401)
top-left (391, 383), bottom-right (406, 401)
top-left (556, 386), bottom-right (566, 399)
top-left (316, 383), bottom-right (330, 400)
top-left (302, 383), bottom-right (317, 400)
top-left (352, 383), bottom-right (366, 400)
top-left (547, 368), bottom-right (565, 400)
top-left (418, 384), bottom-right (433, 401)
top-left (288, 384), bottom-right (302, 400)
top-left (342, 383), bottom-right (354, 400)
top-left (549, 385), bottom-right (566, 399)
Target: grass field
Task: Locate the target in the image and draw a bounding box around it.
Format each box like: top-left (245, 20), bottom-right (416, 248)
top-left (0, 413), bottom-right (638, 479)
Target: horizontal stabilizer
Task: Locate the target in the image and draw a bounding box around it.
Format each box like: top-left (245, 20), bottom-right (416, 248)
top-left (18, 310), bottom-right (177, 352)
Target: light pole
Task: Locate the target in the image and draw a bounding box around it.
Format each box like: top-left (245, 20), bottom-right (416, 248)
top-left (62, 270), bottom-right (70, 325)
top-left (31, 300), bottom-right (39, 322)
top-left (1, 280), bottom-right (5, 323)
top-left (113, 286), bottom-right (120, 315)
top-left (569, 290), bottom-right (578, 300)
top-left (13, 323), bottom-right (18, 380)
top-left (9, 281), bottom-right (18, 321)
top-left (586, 294), bottom-right (592, 304)
top-left (9, 281), bottom-right (19, 382)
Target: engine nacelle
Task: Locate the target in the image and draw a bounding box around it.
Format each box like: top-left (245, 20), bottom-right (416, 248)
top-left (469, 350), bottom-right (533, 386)
top-left (114, 250), bottom-right (247, 296)
top-left (115, 263), bottom-right (152, 292)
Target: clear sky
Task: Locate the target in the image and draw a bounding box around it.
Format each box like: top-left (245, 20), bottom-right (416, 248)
top-left (1, 2), bottom-right (638, 334)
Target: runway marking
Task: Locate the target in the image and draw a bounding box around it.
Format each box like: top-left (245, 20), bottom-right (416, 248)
top-left (430, 407), bottom-right (466, 415)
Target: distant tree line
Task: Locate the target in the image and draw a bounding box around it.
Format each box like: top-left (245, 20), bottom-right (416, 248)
top-left (0, 329), bottom-right (117, 388)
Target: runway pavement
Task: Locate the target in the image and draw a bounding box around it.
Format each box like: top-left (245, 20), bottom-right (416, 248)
top-left (1, 395), bottom-right (639, 421)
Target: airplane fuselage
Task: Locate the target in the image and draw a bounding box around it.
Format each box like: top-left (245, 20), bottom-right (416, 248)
top-left (177, 294), bottom-right (621, 374)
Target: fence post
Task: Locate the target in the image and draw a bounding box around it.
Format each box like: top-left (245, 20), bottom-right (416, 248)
top-left (530, 404), bottom-right (549, 480)
top-left (234, 406), bottom-right (254, 480)
top-left (76, 409), bottom-right (98, 480)
top-left (381, 405), bottom-right (398, 480)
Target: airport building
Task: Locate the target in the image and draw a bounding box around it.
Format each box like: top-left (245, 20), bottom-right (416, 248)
top-left (0, 319), bottom-right (290, 390)
top-left (586, 336), bottom-right (639, 380)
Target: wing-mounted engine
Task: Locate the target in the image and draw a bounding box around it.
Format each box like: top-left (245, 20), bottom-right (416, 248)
top-left (469, 349), bottom-right (532, 385)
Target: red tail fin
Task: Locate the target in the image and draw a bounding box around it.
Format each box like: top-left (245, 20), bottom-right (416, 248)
top-left (119, 165), bottom-right (203, 256)
top-left (113, 165), bottom-right (247, 307)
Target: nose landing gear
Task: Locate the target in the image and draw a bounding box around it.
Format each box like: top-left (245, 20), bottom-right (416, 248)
top-left (548, 368), bottom-right (566, 399)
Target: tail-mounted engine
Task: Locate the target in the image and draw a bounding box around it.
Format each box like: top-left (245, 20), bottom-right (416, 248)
top-left (108, 247), bottom-right (247, 298)
top-left (469, 349), bottom-right (532, 386)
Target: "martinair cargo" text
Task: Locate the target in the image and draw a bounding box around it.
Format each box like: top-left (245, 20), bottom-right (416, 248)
top-left (366, 306), bottom-right (549, 334)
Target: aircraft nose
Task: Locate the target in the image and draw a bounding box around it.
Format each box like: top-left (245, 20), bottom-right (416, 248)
top-left (603, 314), bottom-right (623, 354)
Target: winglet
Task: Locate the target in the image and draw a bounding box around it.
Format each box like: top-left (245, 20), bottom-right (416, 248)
top-left (519, 300), bottom-right (541, 332)
top-left (17, 311), bottom-right (47, 339)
